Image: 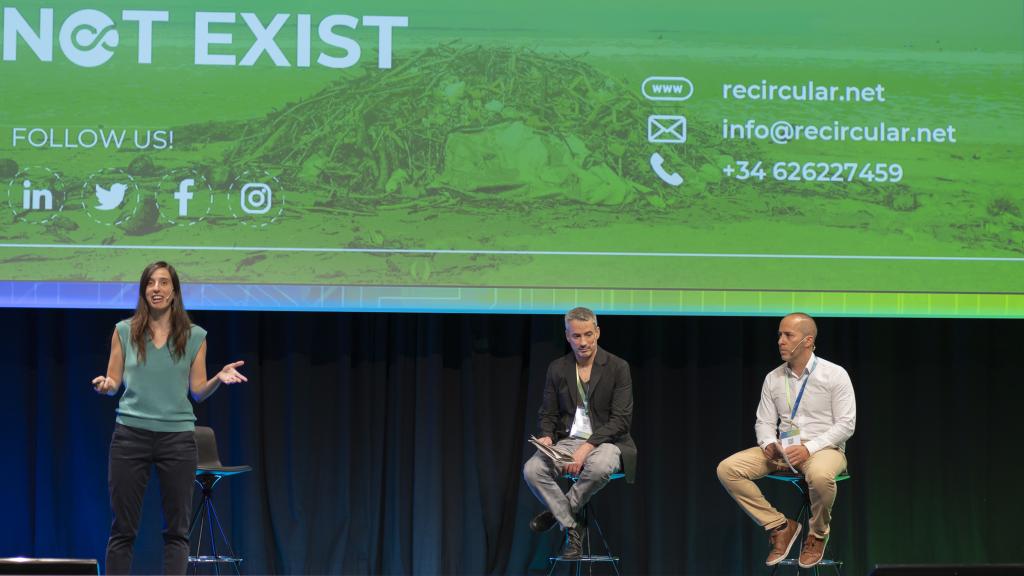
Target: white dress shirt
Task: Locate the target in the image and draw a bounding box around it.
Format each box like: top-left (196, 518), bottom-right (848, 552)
top-left (755, 354), bottom-right (857, 454)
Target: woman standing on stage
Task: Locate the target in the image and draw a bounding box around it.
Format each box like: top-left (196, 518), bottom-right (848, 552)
top-left (92, 261), bottom-right (247, 575)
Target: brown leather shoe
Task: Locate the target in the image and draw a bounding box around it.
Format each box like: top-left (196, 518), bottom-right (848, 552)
top-left (765, 519), bottom-right (801, 566)
top-left (798, 533), bottom-right (828, 568)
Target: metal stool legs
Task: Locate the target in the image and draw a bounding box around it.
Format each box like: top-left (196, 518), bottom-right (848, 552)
top-left (188, 475), bottom-right (242, 575)
top-left (547, 502), bottom-right (621, 576)
top-left (766, 474), bottom-right (847, 576)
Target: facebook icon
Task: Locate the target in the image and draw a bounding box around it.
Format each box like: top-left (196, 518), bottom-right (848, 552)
top-left (174, 179), bottom-right (194, 216)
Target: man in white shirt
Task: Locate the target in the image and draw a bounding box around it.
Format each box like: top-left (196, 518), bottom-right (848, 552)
top-left (717, 313), bottom-right (856, 569)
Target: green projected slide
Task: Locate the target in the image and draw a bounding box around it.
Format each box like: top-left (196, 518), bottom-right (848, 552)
top-left (1, 1), bottom-right (1022, 316)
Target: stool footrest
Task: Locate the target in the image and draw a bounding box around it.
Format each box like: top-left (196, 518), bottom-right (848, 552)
top-left (774, 558), bottom-right (843, 567)
top-left (188, 555), bottom-right (244, 564)
top-left (549, 555), bottom-right (620, 563)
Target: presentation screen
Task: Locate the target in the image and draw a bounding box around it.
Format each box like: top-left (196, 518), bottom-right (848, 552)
top-left (1, 1), bottom-right (1021, 316)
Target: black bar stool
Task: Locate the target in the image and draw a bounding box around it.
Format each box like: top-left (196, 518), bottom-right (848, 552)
top-left (188, 426), bottom-right (251, 576)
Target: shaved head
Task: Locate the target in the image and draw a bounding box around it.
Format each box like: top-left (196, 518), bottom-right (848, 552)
top-left (785, 312), bottom-right (818, 339)
top-left (778, 312), bottom-right (818, 366)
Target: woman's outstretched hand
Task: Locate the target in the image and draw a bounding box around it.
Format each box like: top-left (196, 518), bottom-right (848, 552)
top-left (216, 361), bottom-right (248, 385)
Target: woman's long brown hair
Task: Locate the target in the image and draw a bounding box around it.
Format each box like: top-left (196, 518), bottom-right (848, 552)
top-left (130, 261), bottom-right (192, 364)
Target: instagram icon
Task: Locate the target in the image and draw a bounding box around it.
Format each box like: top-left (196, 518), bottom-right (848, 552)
top-left (240, 182), bottom-right (272, 214)
top-left (229, 170), bottom-right (282, 226)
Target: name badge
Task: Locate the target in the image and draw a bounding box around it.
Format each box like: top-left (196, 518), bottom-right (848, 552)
top-left (569, 406), bottom-right (592, 439)
top-left (780, 427), bottom-right (801, 448)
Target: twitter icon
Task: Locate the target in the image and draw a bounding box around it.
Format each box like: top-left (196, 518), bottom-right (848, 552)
top-left (95, 183), bottom-right (127, 211)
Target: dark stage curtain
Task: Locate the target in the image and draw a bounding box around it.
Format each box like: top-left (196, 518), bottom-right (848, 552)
top-left (1, 308), bottom-right (1020, 575)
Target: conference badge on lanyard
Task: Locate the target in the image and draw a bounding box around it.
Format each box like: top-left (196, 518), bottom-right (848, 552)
top-left (783, 357), bottom-right (817, 445)
top-left (780, 428), bottom-right (801, 448)
top-left (569, 365), bottom-right (593, 439)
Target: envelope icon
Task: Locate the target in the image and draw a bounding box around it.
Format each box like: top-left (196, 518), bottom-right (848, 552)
top-left (647, 115), bottom-right (687, 144)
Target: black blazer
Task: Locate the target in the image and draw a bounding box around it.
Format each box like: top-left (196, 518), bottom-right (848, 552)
top-left (537, 347), bottom-right (638, 483)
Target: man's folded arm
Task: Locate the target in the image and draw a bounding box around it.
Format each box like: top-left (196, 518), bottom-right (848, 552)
top-left (804, 370), bottom-right (856, 454)
top-left (754, 374), bottom-right (781, 448)
top-left (537, 363), bottom-right (561, 440)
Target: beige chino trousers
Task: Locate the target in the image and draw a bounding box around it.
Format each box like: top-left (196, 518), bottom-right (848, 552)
top-left (717, 446), bottom-right (846, 538)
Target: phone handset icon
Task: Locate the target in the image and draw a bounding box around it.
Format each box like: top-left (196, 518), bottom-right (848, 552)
top-left (650, 153), bottom-right (683, 186)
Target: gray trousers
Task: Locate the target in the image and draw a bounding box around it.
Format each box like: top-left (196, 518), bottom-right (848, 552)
top-left (523, 438), bottom-right (622, 530)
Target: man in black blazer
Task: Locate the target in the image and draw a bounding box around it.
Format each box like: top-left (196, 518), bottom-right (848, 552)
top-left (523, 307), bottom-right (637, 559)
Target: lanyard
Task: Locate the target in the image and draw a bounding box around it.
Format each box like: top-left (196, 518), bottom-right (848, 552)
top-left (575, 364), bottom-right (589, 414)
top-left (785, 357), bottom-right (818, 420)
